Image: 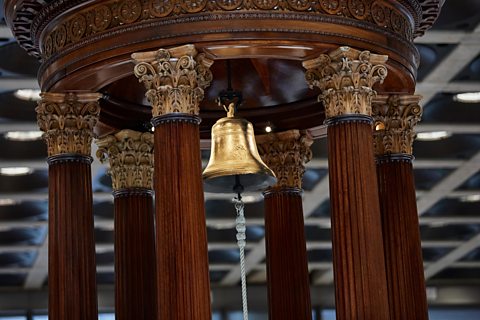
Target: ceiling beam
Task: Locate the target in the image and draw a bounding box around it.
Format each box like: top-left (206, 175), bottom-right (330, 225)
top-left (313, 150), bottom-right (480, 285)
top-left (424, 233), bottom-right (480, 279)
top-left (220, 175), bottom-right (330, 285)
top-left (2, 214), bottom-right (480, 232)
top-left (0, 78), bottom-right (39, 91)
top-left (416, 151), bottom-right (480, 213)
top-left (0, 285), bottom-right (478, 312)
top-left (416, 26), bottom-right (480, 104)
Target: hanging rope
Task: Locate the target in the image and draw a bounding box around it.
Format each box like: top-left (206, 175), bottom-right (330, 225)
top-left (233, 196), bottom-right (249, 320)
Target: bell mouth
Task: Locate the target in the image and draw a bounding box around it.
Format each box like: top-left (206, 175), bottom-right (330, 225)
top-left (203, 173), bottom-right (277, 193)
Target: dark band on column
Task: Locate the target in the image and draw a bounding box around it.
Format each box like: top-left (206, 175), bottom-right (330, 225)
top-left (151, 113), bottom-right (201, 126)
top-left (324, 114), bottom-right (373, 126)
top-left (113, 188), bottom-right (154, 198)
top-left (263, 187), bottom-right (303, 197)
top-left (47, 154), bottom-right (93, 165)
top-left (376, 154), bottom-right (414, 164)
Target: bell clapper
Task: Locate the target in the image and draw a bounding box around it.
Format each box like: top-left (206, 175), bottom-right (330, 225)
top-left (233, 175), bottom-right (249, 320)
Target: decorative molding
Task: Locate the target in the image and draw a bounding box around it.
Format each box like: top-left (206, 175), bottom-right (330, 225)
top-left (96, 129), bottom-right (154, 190)
top-left (257, 130), bottom-right (313, 190)
top-left (415, 0), bottom-right (442, 37)
top-left (303, 46), bottom-right (388, 118)
top-left (36, 92), bottom-right (101, 157)
top-left (372, 94), bottom-right (422, 156)
top-left (324, 114), bottom-right (374, 126)
top-left (132, 44), bottom-right (213, 118)
top-left (38, 0), bottom-right (415, 59)
top-left (38, 11), bottom-right (419, 92)
top-left (47, 154), bottom-right (94, 165)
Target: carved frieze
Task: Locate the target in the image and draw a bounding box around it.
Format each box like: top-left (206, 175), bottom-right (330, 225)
top-left (257, 130), bottom-right (313, 190)
top-left (96, 130), bottom-right (154, 190)
top-left (132, 44), bottom-right (213, 117)
top-left (40, 0), bottom-right (415, 59)
top-left (303, 46), bottom-right (388, 118)
top-left (372, 94), bottom-right (422, 156)
top-left (36, 92), bottom-right (102, 157)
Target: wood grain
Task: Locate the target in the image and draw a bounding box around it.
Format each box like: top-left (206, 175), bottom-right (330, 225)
top-left (114, 190), bottom-right (157, 320)
top-left (327, 120), bottom-right (390, 320)
top-left (153, 118), bottom-right (211, 320)
top-left (264, 189), bottom-right (312, 320)
top-left (48, 158), bottom-right (98, 320)
top-left (377, 158), bottom-right (429, 320)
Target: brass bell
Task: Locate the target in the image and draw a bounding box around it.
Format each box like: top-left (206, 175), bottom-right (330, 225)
top-left (203, 103), bottom-right (277, 193)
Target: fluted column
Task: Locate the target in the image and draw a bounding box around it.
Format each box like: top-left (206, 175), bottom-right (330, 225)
top-left (36, 92), bottom-right (101, 320)
top-left (304, 47), bottom-right (391, 320)
top-left (257, 130), bottom-right (313, 320)
top-left (372, 95), bottom-right (428, 320)
top-left (133, 45), bottom-right (213, 320)
top-left (96, 130), bottom-right (157, 320)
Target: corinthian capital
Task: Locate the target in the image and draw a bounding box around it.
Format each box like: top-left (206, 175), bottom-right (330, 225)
top-left (372, 95), bottom-right (422, 156)
top-left (96, 130), bottom-right (154, 190)
top-left (257, 130), bottom-right (313, 190)
top-left (303, 46), bottom-right (388, 118)
top-left (36, 92), bottom-right (101, 157)
top-left (132, 44), bottom-right (213, 118)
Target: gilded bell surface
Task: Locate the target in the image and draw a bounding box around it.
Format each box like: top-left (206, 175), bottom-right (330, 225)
top-left (203, 112), bottom-right (277, 193)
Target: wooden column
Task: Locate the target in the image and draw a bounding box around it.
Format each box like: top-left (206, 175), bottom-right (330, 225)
top-left (96, 130), bottom-right (157, 320)
top-left (257, 130), bottom-right (313, 320)
top-left (372, 95), bottom-right (429, 320)
top-left (304, 47), bottom-right (391, 320)
top-left (133, 45), bottom-right (213, 320)
top-left (36, 92), bottom-right (101, 320)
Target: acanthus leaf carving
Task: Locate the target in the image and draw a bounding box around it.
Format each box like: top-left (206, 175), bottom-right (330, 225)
top-left (257, 130), bottom-right (313, 190)
top-left (36, 92), bottom-right (102, 157)
top-left (372, 94), bottom-right (422, 156)
top-left (96, 130), bottom-right (154, 190)
top-left (303, 46), bottom-right (388, 118)
top-left (132, 44), bottom-right (213, 117)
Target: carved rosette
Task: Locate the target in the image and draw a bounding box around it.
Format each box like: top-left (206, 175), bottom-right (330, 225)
top-left (34, 0), bottom-right (417, 59)
top-left (257, 130), bottom-right (313, 190)
top-left (372, 94), bottom-right (423, 156)
top-left (96, 130), bottom-right (154, 190)
top-left (36, 92), bottom-right (101, 157)
top-left (303, 46), bottom-right (388, 118)
top-left (132, 44), bottom-right (213, 118)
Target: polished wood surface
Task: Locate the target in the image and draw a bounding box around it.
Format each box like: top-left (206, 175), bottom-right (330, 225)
top-left (114, 191), bottom-right (157, 320)
top-left (377, 158), bottom-right (429, 320)
top-left (5, 0), bottom-right (444, 146)
top-left (48, 159), bottom-right (98, 320)
top-left (264, 190), bottom-right (312, 320)
top-left (153, 119), bottom-right (211, 320)
top-left (327, 120), bottom-right (390, 320)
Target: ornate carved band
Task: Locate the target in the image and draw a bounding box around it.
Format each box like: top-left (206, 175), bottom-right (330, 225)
top-left (112, 188), bottom-right (154, 198)
top-left (96, 129), bottom-right (154, 191)
top-left (372, 94), bottom-right (422, 156)
top-left (303, 46), bottom-right (388, 119)
top-left (257, 130), bottom-right (313, 190)
top-left (39, 0), bottom-right (415, 59)
top-left (47, 153), bottom-right (93, 165)
top-left (324, 114), bottom-right (374, 126)
top-left (150, 113), bottom-right (202, 126)
top-left (376, 153), bottom-right (414, 164)
top-left (132, 44), bottom-right (213, 118)
top-left (36, 92), bottom-right (101, 157)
